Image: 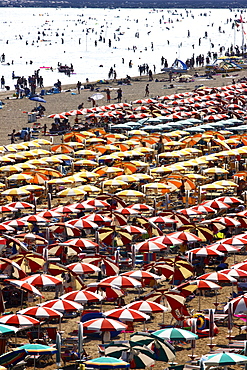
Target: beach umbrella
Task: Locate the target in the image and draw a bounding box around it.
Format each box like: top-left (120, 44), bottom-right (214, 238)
top-left (191, 205), bottom-right (216, 214)
top-left (39, 299), bottom-right (83, 312)
top-left (66, 262), bottom-right (100, 275)
top-left (100, 276), bottom-right (142, 289)
top-left (57, 188), bottom-right (86, 197)
top-left (217, 196), bottom-right (243, 205)
top-left (217, 236), bottom-right (247, 246)
top-left (220, 268), bottom-right (247, 279)
top-left (153, 327), bottom-right (198, 341)
top-left (1, 188), bottom-right (30, 196)
top-left (81, 256), bottom-right (119, 276)
top-left (150, 235), bottom-right (182, 246)
top-left (126, 300), bottom-right (168, 313)
top-left (17, 306), bottom-right (62, 319)
top-left (82, 213), bottom-right (111, 224)
top-left (149, 216), bottom-right (177, 224)
top-left (10, 253), bottom-right (45, 273)
top-left (187, 247), bottom-right (224, 257)
top-left (82, 317), bottom-right (127, 332)
top-left (198, 272), bottom-right (237, 283)
top-left (21, 274), bottom-right (62, 287)
top-left (47, 263), bottom-right (67, 276)
top-left (201, 199), bottom-right (230, 210)
top-left (60, 290), bottom-right (103, 304)
top-left (0, 206), bottom-right (17, 213)
top-left (4, 279), bottom-right (43, 299)
top-left (66, 218), bottom-right (98, 229)
top-left (178, 224), bottom-right (214, 242)
top-left (203, 352), bottom-right (247, 368)
top-left (232, 262), bottom-right (247, 272)
top-left (0, 324), bottom-right (18, 335)
top-left (134, 240), bottom-right (167, 253)
top-left (20, 215), bottom-right (48, 223)
top-left (104, 308), bottom-right (150, 322)
top-left (128, 204), bottom-right (154, 212)
top-left (7, 201), bottom-right (34, 209)
top-left (212, 217), bottom-right (241, 227)
top-left (169, 231), bottom-right (201, 242)
top-left (121, 270), bottom-right (160, 281)
top-left (122, 225), bottom-right (147, 235)
top-left (0, 314), bottom-right (40, 327)
top-left (0, 258), bottom-right (26, 279)
top-left (84, 357), bottom-right (130, 369)
top-left (207, 243), bottom-right (240, 254)
top-left (0, 349), bottom-right (27, 368)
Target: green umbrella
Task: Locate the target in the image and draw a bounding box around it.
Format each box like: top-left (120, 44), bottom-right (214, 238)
top-left (203, 352), bottom-right (247, 369)
top-left (105, 341), bottom-right (130, 359)
top-left (17, 344), bottom-right (57, 370)
top-left (153, 328), bottom-right (198, 341)
top-left (84, 356), bottom-right (129, 369)
top-left (128, 345), bottom-right (155, 369)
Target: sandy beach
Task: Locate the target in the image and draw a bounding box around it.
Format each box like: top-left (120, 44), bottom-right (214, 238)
top-left (0, 66), bottom-right (246, 146)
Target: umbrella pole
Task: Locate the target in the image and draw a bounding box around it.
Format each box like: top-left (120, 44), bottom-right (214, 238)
top-left (198, 290), bottom-right (201, 312)
top-left (21, 290), bottom-right (23, 310)
top-left (34, 355), bottom-right (36, 370)
top-left (59, 317), bottom-right (61, 332)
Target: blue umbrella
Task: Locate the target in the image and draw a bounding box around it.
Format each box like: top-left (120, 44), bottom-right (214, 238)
top-left (29, 97), bottom-right (46, 103)
top-left (84, 356), bottom-right (130, 369)
top-left (0, 349), bottom-right (27, 368)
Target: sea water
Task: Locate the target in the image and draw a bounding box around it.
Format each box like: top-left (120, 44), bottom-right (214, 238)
top-left (0, 7), bottom-right (246, 90)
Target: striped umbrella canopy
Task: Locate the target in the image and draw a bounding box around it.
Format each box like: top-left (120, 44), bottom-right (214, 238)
top-left (0, 349), bottom-right (27, 368)
top-left (220, 269), bottom-right (247, 279)
top-left (100, 276), bottom-right (142, 289)
top-left (7, 202), bottom-right (34, 209)
top-left (153, 327), bottom-right (198, 341)
top-left (203, 352), bottom-right (247, 367)
top-left (149, 235), bottom-right (182, 246)
top-left (0, 314), bottom-right (40, 327)
top-left (104, 308), bottom-right (150, 322)
top-left (5, 279), bottom-right (43, 298)
top-left (21, 274), bottom-right (62, 287)
top-left (198, 272), bottom-right (237, 283)
top-left (66, 219), bottom-right (98, 229)
top-left (187, 247), bottom-right (224, 257)
top-left (39, 299), bottom-right (83, 312)
top-left (17, 343), bottom-right (57, 355)
top-left (60, 290), bottom-right (103, 304)
top-left (84, 357), bottom-right (130, 369)
top-left (66, 262), bottom-right (100, 275)
top-left (81, 256), bottom-right (119, 276)
top-left (190, 280), bottom-right (222, 290)
top-left (121, 270), bottom-right (160, 281)
top-left (126, 301), bottom-right (168, 313)
top-left (82, 318), bottom-right (127, 332)
top-left (62, 238), bottom-right (98, 249)
top-left (135, 240), bottom-right (167, 253)
top-left (9, 253), bottom-right (45, 273)
top-left (17, 306), bottom-right (63, 319)
top-left (0, 258), bottom-right (26, 279)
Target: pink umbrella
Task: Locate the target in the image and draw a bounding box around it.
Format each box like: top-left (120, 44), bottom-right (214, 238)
top-left (0, 314), bottom-right (40, 327)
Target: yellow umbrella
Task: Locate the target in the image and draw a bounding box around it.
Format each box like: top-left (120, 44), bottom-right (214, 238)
top-left (29, 149), bottom-right (51, 156)
top-left (204, 167), bottom-right (229, 174)
top-left (200, 183), bottom-right (226, 190)
top-left (214, 180), bottom-right (238, 188)
top-left (25, 141), bottom-right (41, 148)
top-left (186, 174), bottom-right (207, 180)
top-left (64, 174), bottom-right (87, 183)
top-left (137, 147), bottom-right (154, 153)
top-left (21, 185), bottom-right (44, 191)
top-left (144, 183), bottom-right (171, 190)
top-left (129, 130), bottom-right (148, 136)
top-left (1, 188), bottom-right (30, 196)
top-left (45, 157), bottom-right (63, 164)
top-left (79, 171), bottom-right (100, 179)
top-left (103, 179), bottom-right (128, 187)
top-left (235, 147), bottom-right (247, 154)
top-left (27, 159), bottom-right (49, 166)
top-left (4, 153), bottom-right (26, 160)
top-left (76, 150), bottom-right (97, 157)
top-left (0, 156), bottom-right (15, 163)
top-left (32, 139), bottom-right (52, 145)
top-left (0, 165), bottom-right (22, 173)
top-left (151, 166), bottom-right (171, 174)
top-left (214, 150), bottom-right (237, 157)
top-left (15, 163), bottom-right (37, 170)
top-left (7, 174), bottom-right (34, 181)
top-left (52, 154), bottom-right (73, 161)
top-left (133, 173), bottom-right (153, 180)
top-left (74, 159), bottom-right (98, 166)
top-left (115, 175), bottom-right (139, 183)
top-left (77, 185), bottom-right (101, 193)
top-left (116, 190), bottom-right (145, 197)
top-left (48, 178), bottom-right (73, 184)
top-left (159, 152), bottom-right (181, 158)
top-left (164, 141), bottom-right (186, 147)
top-left (57, 188), bottom-right (86, 197)
top-left (66, 142), bottom-right (84, 148)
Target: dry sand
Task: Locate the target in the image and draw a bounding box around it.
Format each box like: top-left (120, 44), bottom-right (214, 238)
top-left (1, 66), bottom-right (247, 370)
top-left (0, 67), bottom-right (246, 146)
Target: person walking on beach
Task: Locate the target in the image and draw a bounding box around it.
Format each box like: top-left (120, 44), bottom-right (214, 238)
top-left (1, 76), bottom-right (5, 89)
top-left (117, 88), bottom-right (122, 103)
top-left (76, 81), bottom-right (82, 94)
top-left (145, 84), bottom-right (149, 97)
top-left (10, 129), bottom-right (16, 144)
top-left (106, 88), bottom-right (111, 103)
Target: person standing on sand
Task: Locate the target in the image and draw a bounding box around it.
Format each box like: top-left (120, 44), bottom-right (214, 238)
top-left (117, 88), bottom-right (122, 103)
top-left (76, 81), bottom-right (82, 94)
top-left (106, 88), bottom-right (111, 103)
top-left (145, 84), bottom-right (149, 97)
top-left (1, 76), bottom-right (5, 89)
top-left (10, 129), bottom-right (16, 144)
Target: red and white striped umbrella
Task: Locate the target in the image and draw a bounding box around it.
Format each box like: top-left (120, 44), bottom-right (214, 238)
top-left (39, 299), bottom-right (83, 312)
top-left (207, 243), bottom-right (240, 253)
top-left (7, 202), bottom-right (34, 209)
top-left (82, 214), bottom-right (111, 223)
top-left (191, 280), bottom-right (222, 290)
top-left (149, 216), bottom-right (177, 224)
top-left (5, 279), bottom-right (43, 298)
top-left (52, 205), bottom-right (80, 214)
top-left (82, 317), bottom-right (127, 331)
top-left (178, 208), bottom-right (202, 216)
top-left (66, 262), bottom-right (100, 275)
top-left (84, 199), bottom-right (110, 208)
top-left (0, 314), bottom-right (40, 327)
top-left (197, 272), bottom-right (237, 283)
top-left (100, 276), bottom-right (142, 288)
top-left (20, 215), bottom-right (48, 223)
top-left (220, 269), bottom-right (247, 279)
top-left (127, 204), bottom-right (154, 212)
top-left (3, 219), bottom-right (28, 228)
top-left (126, 300), bottom-right (168, 313)
top-left (149, 235), bottom-right (182, 246)
top-left (225, 294), bottom-right (247, 314)
top-left (80, 256), bottom-right (119, 276)
top-left (62, 238), bottom-right (98, 249)
top-left (216, 196), bottom-right (243, 205)
top-left (187, 247), bottom-right (224, 257)
top-left (212, 217), bottom-right (241, 227)
top-left (104, 308), bottom-right (150, 322)
top-left (60, 290), bottom-right (103, 303)
top-left (121, 270), bottom-right (160, 281)
top-left (191, 205), bottom-right (216, 214)
top-left (201, 200), bottom-right (230, 210)
top-left (169, 231), bottom-right (201, 242)
top-left (232, 262), bottom-right (247, 272)
top-left (66, 219), bottom-right (98, 229)
top-left (21, 274), bottom-right (62, 287)
top-left (115, 208), bottom-right (140, 216)
top-left (121, 225), bottom-right (147, 234)
top-left (0, 206), bottom-right (17, 213)
top-left (38, 210), bottom-right (63, 218)
top-left (135, 240), bottom-right (167, 253)
top-left (69, 202), bottom-right (95, 211)
top-left (0, 224), bottom-right (14, 232)
top-left (17, 306), bottom-right (63, 319)
top-left (216, 236), bottom-right (247, 246)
